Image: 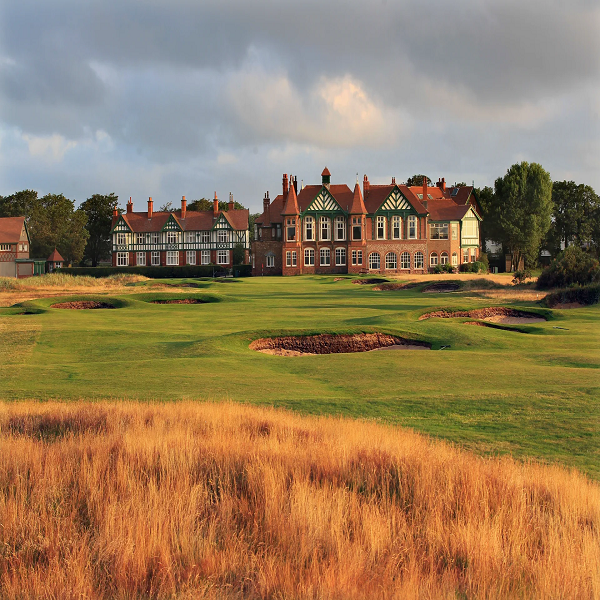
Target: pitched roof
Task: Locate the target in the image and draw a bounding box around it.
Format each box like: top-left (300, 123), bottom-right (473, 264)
top-left (297, 184), bottom-right (354, 212)
top-left (364, 184), bottom-right (427, 215)
top-left (282, 183), bottom-right (299, 215)
top-left (0, 216), bottom-right (26, 242)
top-left (112, 209), bottom-right (249, 232)
top-left (47, 248), bottom-right (64, 262)
top-left (321, 166), bottom-right (331, 177)
top-left (348, 182), bottom-right (366, 214)
top-left (255, 195), bottom-right (285, 225)
top-left (427, 200), bottom-right (472, 221)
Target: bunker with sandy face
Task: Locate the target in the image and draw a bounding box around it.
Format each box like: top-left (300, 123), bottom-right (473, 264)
top-left (151, 298), bottom-right (207, 304)
top-left (250, 333), bottom-right (430, 356)
top-left (419, 307), bottom-right (546, 324)
top-left (52, 301), bottom-right (115, 310)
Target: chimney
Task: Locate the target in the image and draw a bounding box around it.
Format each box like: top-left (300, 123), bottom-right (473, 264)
top-left (148, 197), bottom-right (153, 219)
top-left (283, 174), bottom-right (289, 197)
top-left (441, 177), bottom-right (446, 192)
top-left (293, 176), bottom-right (298, 195)
top-left (391, 177), bottom-right (396, 185)
top-left (363, 174), bottom-right (370, 198)
top-left (228, 192), bottom-right (234, 212)
top-left (127, 197), bottom-right (133, 213)
top-left (181, 195), bottom-right (187, 219)
top-left (213, 191), bottom-right (219, 216)
top-left (422, 176), bottom-right (427, 201)
top-left (112, 207), bottom-right (118, 217)
top-left (263, 191), bottom-right (270, 215)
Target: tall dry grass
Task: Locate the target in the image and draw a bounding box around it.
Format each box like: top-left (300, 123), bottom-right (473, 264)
top-left (0, 401), bottom-right (597, 599)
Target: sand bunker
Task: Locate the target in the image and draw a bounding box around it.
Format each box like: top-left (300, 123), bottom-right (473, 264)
top-left (352, 278), bottom-right (388, 285)
top-left (422, 282), bottom-right (461, 293)
top-left (151, 298), bottom-right (207, 304)
top-left (373, 282), bottom-right (420, 291)
top-left (52, 301), bottom-right (115, 310)
top-left (250, 333), bottom-right (430, 356)
top-left (419, 307), bottom-right (545, 323)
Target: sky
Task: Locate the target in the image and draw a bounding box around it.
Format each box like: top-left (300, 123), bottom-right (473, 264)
top-left (1, 0), bottom-right (598, 213)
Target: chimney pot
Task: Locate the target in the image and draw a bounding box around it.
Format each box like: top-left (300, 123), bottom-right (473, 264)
top-left (392, 177), bottom-right (396, 185)
top-left (283, 174), bottom-right (289, 196)
top-left (228, 192), bottom-right (234, 212)
top-left (422, 176), bottom-right (427, 202)
top-left (181, 195), bottom-right (187, 219)
top-left (148, 197), bottom-right (153, 219)
top-left (213, 192), bottom-right (219, 216)
top-left (127, 197), bottom-right (133, 213)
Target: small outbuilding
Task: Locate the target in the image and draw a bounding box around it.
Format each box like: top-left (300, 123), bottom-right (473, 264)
top-left (47, 248), bottom-right (65, 272)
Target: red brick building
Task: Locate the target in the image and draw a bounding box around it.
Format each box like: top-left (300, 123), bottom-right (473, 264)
top-left (252, 169), bottom-right (482, 276)
top-left (0, 216), bottom-right (45, 278)
top-left (110, 195), bottom-right (250, 268)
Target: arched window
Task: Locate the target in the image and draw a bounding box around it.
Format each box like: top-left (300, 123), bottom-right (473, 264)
top-left (385, 252), bottom-right (397, 269)
top-left (414, 251), bottom-right (424, 269)
top-left (440, 252), bottom-right (449, 265)
top-left (452, 252), bottom-right (458, 266)
top-left (400, 251), bottom-right (410, 269)
top-left (408, 215), bottom-right (417, 239)
top-left (320, 216), bottom-right (331, 241)
top-left (304, 216), bottom-right (314, 241)
top-left (369, 252), bottom-right (380, 270)
top-left (430, 252), bottom-right (438, 266)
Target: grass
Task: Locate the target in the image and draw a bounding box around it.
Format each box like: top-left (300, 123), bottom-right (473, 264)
top-left (0, 275), bottom-right (599, 478)
top-left (0, 400), bottom-right (598, 599)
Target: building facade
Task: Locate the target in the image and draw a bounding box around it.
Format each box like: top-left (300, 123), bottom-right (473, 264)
top-left (0, 216), bottom-right (44, 278)
top-left (110, 195), bottom-right (250, 268)
top-left (252, 169), bottom-right (482, 276)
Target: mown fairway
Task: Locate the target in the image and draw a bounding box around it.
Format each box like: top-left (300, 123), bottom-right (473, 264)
top-left (1, 275), bottom-right (599, 477)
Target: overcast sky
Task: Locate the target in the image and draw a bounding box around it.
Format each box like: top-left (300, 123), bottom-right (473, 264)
top-left (1, 0), bottom-right (598, 213)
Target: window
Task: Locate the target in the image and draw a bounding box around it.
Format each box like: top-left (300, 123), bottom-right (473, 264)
top-left (385, 252), bottom-right (397, 270)
top-left (217, 250), bottom-right (229, 265)
top-left (320, 247), bottom-right (330, 266)
top-left (117, 252), bottom-right (128, 266)
top-left (151, 233), bottom-right (159, 244)
top-left (186, 251), bottom-right (196, 265)
top-left (116, 233), bottom-right (127, 245)
top-left (400, 251), bottom-right (410, 269)
top-left (185, 231), bottom-right (195, 243)
top-left (335, 216), bottom-right (345, 241)
top-left (335, 247), bottom-right (346, 266)
top-left (452, 252), bottom-right (458, 266)
top-left (151, 251), bottom-right (160, 266)
top-left (369, 253), bottom-right (380, 270)
top-left (352, 217), bottom-right (362, 241)
top-left (286, 218), bottom-right (296, 241)
top-left (272, 224), bottom-right (281, 240)
top-left (304, 248), bottom-right (315, 266)
top-left (166, 231), bottom-right (178, 244)
top-left (286, 251), bottom-right (292, 267)
top-left (440, 252), bottom-right (449, 265)
top-left (266, 253), bottom-right (275, 268)
top-left (430, 252), bottom-right (438, 266)
top-left (137, 252), bottom-right (146, 266)
top-left (377, 216), bottom-right (386, 239)
top-left (408, 216), bottom-right (417, 239)
top-left (470, 248), bottom-right (476, 262)
top-left (217, 229), bottom-right (228, 243)
top-left (0, 244), bottom-right (10, 251)
top-left (462, 220), bottom-right (479, 239)
top-left (392, 216), bottom-right (401, 239)
top-left (201, 250), bottom-right (210, 265)
top-left (430, 223), bottom-right (449, 240)
top-left (463, 248), bottom-right (469, 263)
top-left (351, 249), bottom-right (363, 265)
top-left (304, 217), bottom-right (314, 241)
top-left (201, 231), bottom-right (210, 244)
top-left (136, 233), bottom-right (145, 245)
top-left (320, 217), bottom-right (331, 241)
top-left (414, 252), bottom-right (424, 269)
top-left (167, 251), bottom-right (179, 265)
top-left (452, 224), bottom-right (458, 240)
top-left (291, 251), bottom-right (297, 267)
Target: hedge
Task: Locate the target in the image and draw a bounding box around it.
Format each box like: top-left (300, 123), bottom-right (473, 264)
top-left (543, 284), bottom-right (600, 307)
top-left (458, 261), bottom-right (487, 274)
top-left (60, 265), bottom-right (253, 279)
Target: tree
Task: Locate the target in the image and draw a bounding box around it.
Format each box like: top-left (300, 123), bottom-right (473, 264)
top-left (159, 201), bottom-right (175, 212)
top-left (80, 193), bottom-right (120, 266)
top-left (188, 198), bottom-right (246, 212)
top-left (0, 189), bottom-right (39, 218)
top-left (406, 175), bottom-right (432, 187)
top-left (489, 162), bottom-right (553, 270)
top-left (474, 186), bottom-right (502, 253)
top-left (545, 181), bottom-right (600, 257)
top-left (232, 243), bottom-right (245, 265)
top-left (249, 213), bottom-right (261, 242)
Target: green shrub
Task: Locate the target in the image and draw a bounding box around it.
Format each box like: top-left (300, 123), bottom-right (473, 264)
top-left (432, 264), bottom-right (455, 274)
top-left (543, 284), bottom-right (600, 307)
top-left (537, 247), bottom-right (600, 289)
top-left (512, 270), bottom-right (532, 285)
top-left (59, 264), bottom-right (253, 279)
top-left (458, 261), bottom-right (487, 274)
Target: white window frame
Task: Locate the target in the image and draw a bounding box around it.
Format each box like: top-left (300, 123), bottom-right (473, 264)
top-left (440, 252), bottom-right (449, 265)
top-left (266, 253), bottom-right (275, 268)
top-left (167, 251), bottom-right (179, 265)
top-left (304, 248), bottom-right (315, 266)
top-left (430, 252), bottom-right (438, 267)
top-left (385, 252), bottom-right (397, 270)
top-left (217, 229), bottom-right (228, 244)
top-left (376, 216), bottom-right (386, 240)
top-left (117, 252), bottom-right (128, 266)
top-left (151, 251), bottom-right (160, 266)
top-left (217, 250), bottom-right (229, 265)
top-left (320, 247), bottom-right (331, 266)
top-left (320, 217), bottom-right (331, 241)
top-left (392, 216), bottom-right (401, 240)
top-left (286, 218), bottom-right (296, 242)
top-left (470, 248), bottom-right (476, 262)
top-left (117, 233), bottom-right (127, 245)
top-left (186, 250), bottom-right (196, 265)
top-left (452, 252), bottom-right (458, 266)
top-left (352, 217), bottom-right (362, 241)
top-left (291, 251), bottom-right (297, 267)
top-left (201, 231), bottom-right (210, 244)
top-left (185, 231), bottom-right (195, 243)
top-left (400, 252), bottom-right (410, 269)
top-left (136, 252), bottom-right (146, 266)
top-left (335, 216), bottom-right (345, 241)
top-left (452, 223), bottom-right (458, 240)
top-left (369, 252), bottom-right (380, 270)
top-left (304, 217), bottom-right (314, 241)
top-left (335, 247), bottom-right (346, 266)
top-left (136, 233), bottom-right (145, 245)
top-left (201, 250), bottom-right (210, 265)
top-left (286, 251), bottom-right (292, 267)
top-left (166, 231), bottom-right (178, 244)
top-left (430, 223), bottom-right (449, 240)
top-left (414, 252), bottom-right (424, 269)
top-left (151, 233), bottom-right (160, 244)
top-left (408, 216), bottom-right (417, 239)
top-left (463, 248), bottom-right (469, 263)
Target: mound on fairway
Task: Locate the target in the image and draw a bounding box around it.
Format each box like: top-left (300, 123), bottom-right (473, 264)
top-left (151, 298), bottom-right (208, 304)
top-left (422, 281), bottom-right (461, 293)
top-left (250, 333), bottom-right (430, 355)
top-left (419, 307), bottom-right (546, 323)
top-left (51, 301), bottom-right (116, 310)
top-left (372, 282), bottom-right (420, 291)
top-left (352, 278), bottom-right (388, 285)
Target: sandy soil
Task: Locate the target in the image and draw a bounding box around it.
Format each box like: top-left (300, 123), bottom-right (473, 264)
top-left (551, 302), bottom-right (584, 309)
top-left (51, 301), bottom-right (115, 309)
top-left (420, 307), bottom-right (545, 322)
top-left (151, 299), bottom-right (206, 304)
top-left (483, 315), bottom-right (545, 324)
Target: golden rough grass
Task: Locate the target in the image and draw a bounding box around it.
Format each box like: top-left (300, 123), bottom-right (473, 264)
top-left (0, 401), bottom-right (598, 599)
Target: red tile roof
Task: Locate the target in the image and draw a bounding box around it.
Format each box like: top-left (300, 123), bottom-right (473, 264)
top-left (282, 183), bottom-right (300, 215)
top-left (112, 209), bottom-right (249, 232)
top-left (364, 184), bottom-right (428, 215)
top-left (47, 248), bottom-right (64, 262)
top-left (0, 216), bottom-right (26, 242)
top-left (321, 166), bottom-right (331, 177)
top-left (348, 182), bottom-right (366, 214)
